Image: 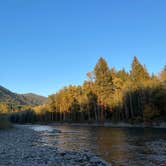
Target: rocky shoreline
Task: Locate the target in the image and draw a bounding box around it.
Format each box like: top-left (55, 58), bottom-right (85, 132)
top-left (0, 125), bottom-right (112, 166)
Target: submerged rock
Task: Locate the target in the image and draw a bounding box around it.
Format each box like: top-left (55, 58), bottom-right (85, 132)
top-left (48, 128), bottom-right (61, 134)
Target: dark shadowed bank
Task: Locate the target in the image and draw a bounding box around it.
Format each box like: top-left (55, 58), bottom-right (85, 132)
top-left (47, 121), bottom-right (166, 129)
top-left (0, 125), bottom-right (113, 166)
top-left (0, 114), bottom-right (11, 129)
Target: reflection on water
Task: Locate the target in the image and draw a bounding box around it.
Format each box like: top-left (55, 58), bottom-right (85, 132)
top-left (30, 125), bottom-right (166, 166)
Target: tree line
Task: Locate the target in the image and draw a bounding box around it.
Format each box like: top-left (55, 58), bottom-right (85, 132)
top-left (10, 56), bottom-right (166, 124)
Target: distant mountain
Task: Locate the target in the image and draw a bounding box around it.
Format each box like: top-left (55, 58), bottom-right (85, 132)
top-left (0, 85), bottom-right (47, 106)
top-left (22, 93), bottom-right (48, 106)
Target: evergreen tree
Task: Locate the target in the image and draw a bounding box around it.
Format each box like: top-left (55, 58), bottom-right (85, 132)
top-left (130, 56), bottom-right (150, 86)
top-left (94, 57), bottom-right (114, 120)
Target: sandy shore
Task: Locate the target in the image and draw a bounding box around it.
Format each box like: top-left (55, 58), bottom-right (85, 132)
top-left (0, 125), bottom-right (112, 166)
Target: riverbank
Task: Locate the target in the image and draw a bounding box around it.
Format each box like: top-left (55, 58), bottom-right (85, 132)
top-left (0, 125), bottom-right (112, 166)
top-left (45, 121), bottom-right (166, 129)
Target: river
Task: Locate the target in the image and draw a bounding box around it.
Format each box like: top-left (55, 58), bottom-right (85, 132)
top-left (29, 125), bottom-right (166, 166)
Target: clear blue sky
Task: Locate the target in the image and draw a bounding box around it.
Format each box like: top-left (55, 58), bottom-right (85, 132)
top-left (0, 0), bottom-right (165, 96)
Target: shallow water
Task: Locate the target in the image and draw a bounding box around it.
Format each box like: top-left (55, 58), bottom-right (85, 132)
top-left (29, 125), bottom-right (166, 166)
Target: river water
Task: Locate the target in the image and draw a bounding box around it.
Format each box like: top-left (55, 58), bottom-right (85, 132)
top-left (29, 125), bottom-right (166, 166)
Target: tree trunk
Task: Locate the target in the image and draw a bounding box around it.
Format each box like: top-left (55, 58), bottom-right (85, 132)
top-left (129, 93), bottom-right (134, 118)
top-left (93, 102), bottom-right (98, 121)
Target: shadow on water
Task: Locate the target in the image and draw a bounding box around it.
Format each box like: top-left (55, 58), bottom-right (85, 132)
top-left (29, 125), bottom-right (166, 166)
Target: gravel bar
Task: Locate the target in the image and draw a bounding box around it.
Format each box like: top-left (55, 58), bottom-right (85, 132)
top-left (0, 125), bottom-right (112, 166)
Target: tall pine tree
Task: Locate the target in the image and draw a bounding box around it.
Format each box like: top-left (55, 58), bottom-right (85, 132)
top-left (94, 57), bottom-right (114, 120)
top-left (130, 56), bottom-right (150, 86)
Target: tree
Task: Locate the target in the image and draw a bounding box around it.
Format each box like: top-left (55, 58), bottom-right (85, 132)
top-left (94, 57), bottom-right (114, 120)
top-left (159, 65), bottom-right (166, 82)
top-left (127, 56), bottom-right (150, 119)
top-left (0, 103), bottom-right (9, 114)
top-left (130, 56), bottom-right (150, 86)
top-left (70, 98), bottom-right (80, 121)
top-left (87, 91), bottom-right (98, 121)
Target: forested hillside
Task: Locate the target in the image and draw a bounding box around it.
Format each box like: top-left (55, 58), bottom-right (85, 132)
top-left (22, 93), bottom-right (48, 106)
top-left (0, 86), bottom-right (47, 113)
top-left (0, 86), bottom-right (28, 105)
